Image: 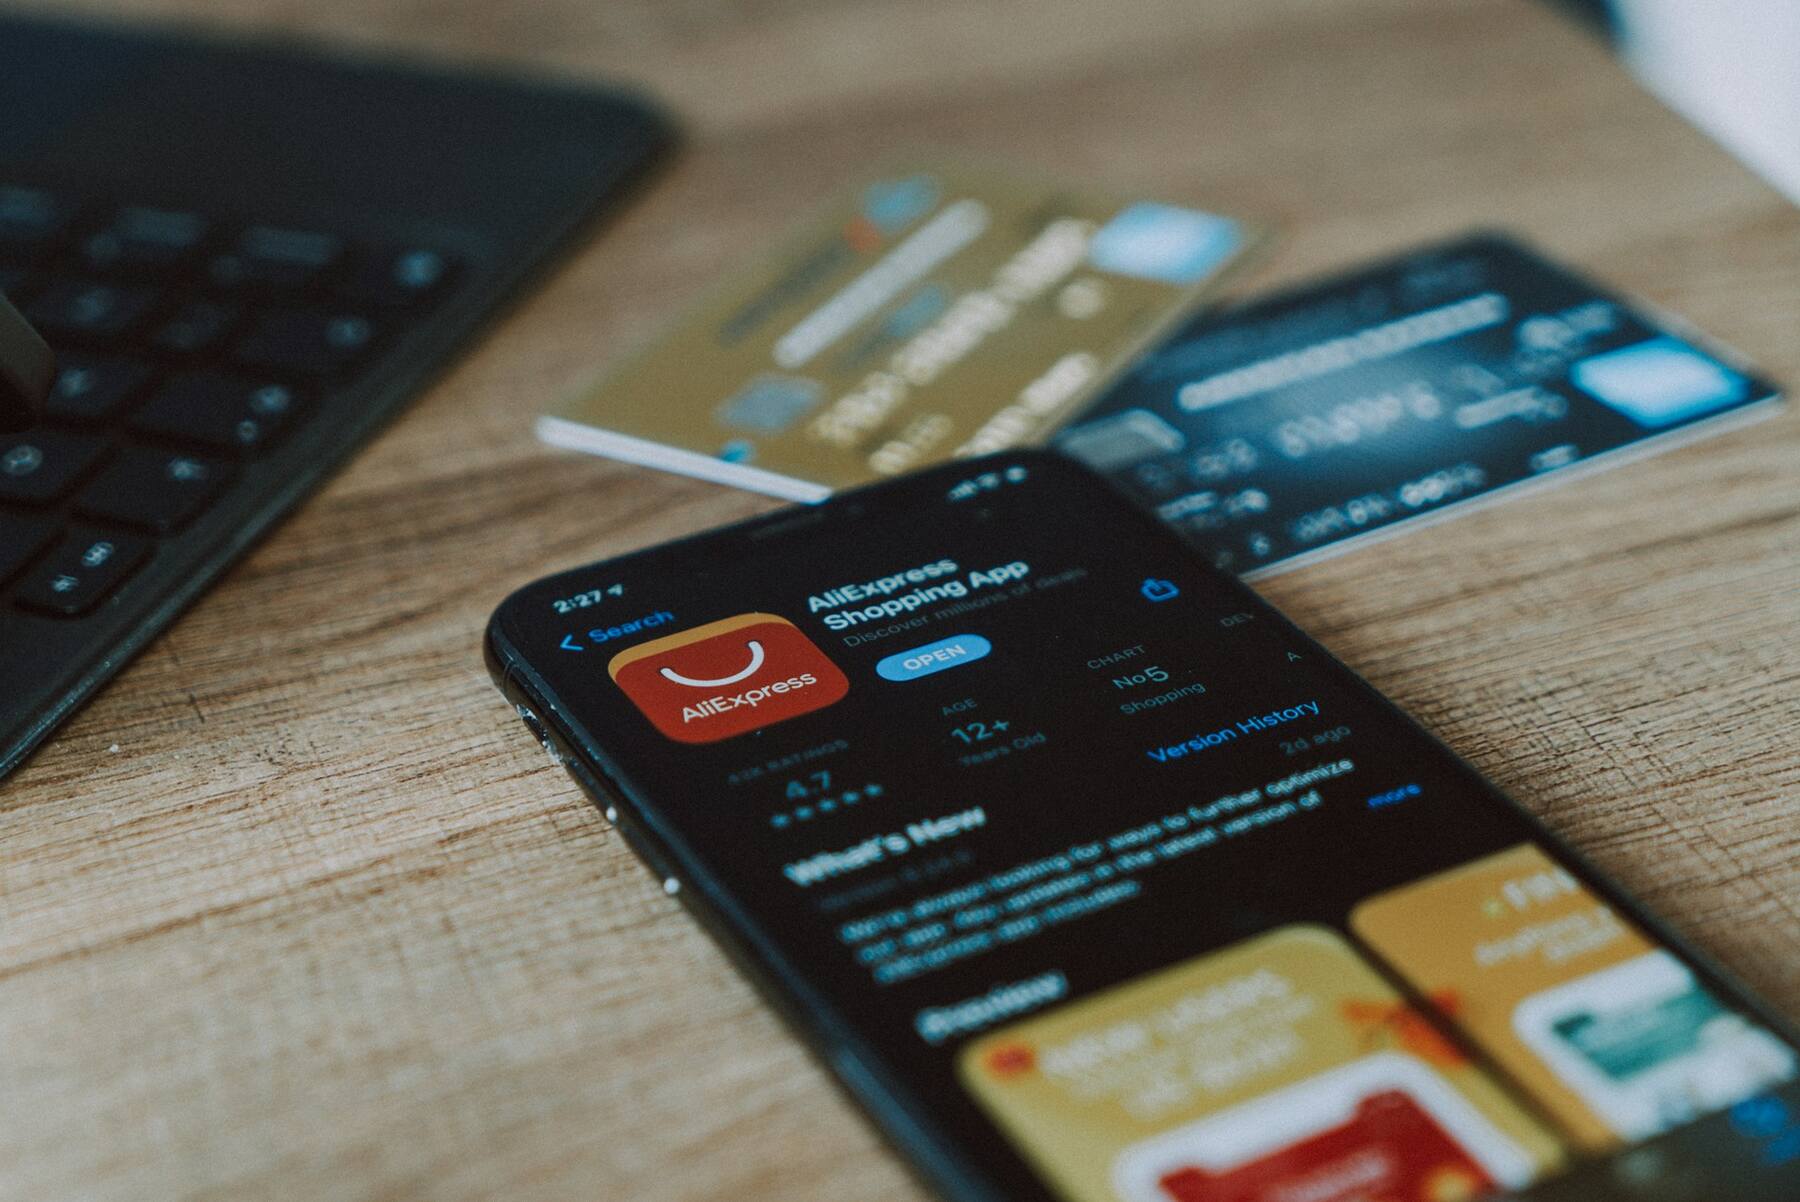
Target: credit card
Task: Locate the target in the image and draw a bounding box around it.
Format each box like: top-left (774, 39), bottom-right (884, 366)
top-left (1056, 234), bottom-right (1782, 576)
top-left (541, 164), bottom-right (1253, 500)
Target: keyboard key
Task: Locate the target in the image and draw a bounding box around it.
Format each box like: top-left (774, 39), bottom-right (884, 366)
top-left (153, 299), bottom-right (240, 355)
top-left (79, 207), bottom-right (210, 273)
top-left (130, 371), bottom-right (302, 454)
top-left (0, 430), bottom-right (110, 504)
top-left (77, 448), bottom-right (232, 533)
top-left (0, 185), bottom-right (73, 264)
top-left (336, 247), bottom-right (453, 307)
top-left (27, 279), bottom-right (161, 340)
top-left (14, 528), bottom-right (149, 616)
top-left (0, 514), bottom-right (57, 582)
top-left (45, 355), bottom-right (156, 422)
top-left (233, 308), bottom-right (376, 376)
top-left (208, 226), bottom-right (344, 291)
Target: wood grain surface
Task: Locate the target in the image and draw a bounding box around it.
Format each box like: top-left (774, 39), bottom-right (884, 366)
top-left (3, 1), bottom-right (1797, 1199)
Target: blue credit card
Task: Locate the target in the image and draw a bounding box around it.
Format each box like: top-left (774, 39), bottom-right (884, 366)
top-left (1057, 233), bottom-right (1781, 576)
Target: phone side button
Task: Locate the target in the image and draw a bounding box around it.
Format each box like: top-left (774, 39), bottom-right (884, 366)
top-left (561, 756), bottom-right (618, 818)
top-left (613, 820), bottom-right (682, 894)
top-left (562, 757), bottom-right (684, 893)
top-left (513, 702), bottom-right (562, 766)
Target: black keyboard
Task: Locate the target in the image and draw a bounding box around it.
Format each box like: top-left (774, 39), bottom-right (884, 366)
top-left (0, 14), bottom-right (670, 777)
top-left (1, 189), bottom-right (457, 612)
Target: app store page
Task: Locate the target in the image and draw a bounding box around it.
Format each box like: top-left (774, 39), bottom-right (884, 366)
top-left (505, 457), bottom-right (1798, 1202)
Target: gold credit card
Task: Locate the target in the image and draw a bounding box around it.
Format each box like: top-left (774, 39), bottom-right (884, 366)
top-left (540, 163), bottom-right (1255, 500)
top-left (957, 925), bottom-right (1562, 1202)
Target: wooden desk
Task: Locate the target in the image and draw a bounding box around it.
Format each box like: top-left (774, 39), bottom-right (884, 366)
top-left (5, 1), bottom-right (1797, 1198)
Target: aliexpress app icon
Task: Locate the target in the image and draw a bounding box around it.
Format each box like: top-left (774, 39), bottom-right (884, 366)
top-left (608, 613), bottom-right (849, 744)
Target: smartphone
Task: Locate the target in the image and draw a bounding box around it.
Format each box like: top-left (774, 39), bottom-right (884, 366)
top-left (486, 450), bottom-right (1800, 1202)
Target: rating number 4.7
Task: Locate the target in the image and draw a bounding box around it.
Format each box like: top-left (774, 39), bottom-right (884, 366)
top-left (784, 771), bottom-right (831, 801)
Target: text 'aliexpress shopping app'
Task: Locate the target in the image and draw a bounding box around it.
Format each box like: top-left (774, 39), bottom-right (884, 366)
top-left (608, 613), bottom-right (849, 744)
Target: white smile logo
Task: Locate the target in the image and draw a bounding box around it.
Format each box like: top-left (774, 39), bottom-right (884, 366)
top-left (658, 640), bottom-right (766, 689)
top-left (610, 614), bottom-right (847, 743)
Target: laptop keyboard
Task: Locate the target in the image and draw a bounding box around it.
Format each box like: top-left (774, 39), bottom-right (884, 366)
top-left (0, 183), bottom-right (455, 617)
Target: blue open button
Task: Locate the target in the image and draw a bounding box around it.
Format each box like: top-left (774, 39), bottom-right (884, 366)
top-left (877, 634), bottom-right (992, 682)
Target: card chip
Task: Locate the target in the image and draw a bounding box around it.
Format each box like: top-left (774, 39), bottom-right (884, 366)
top-left (716, 374), bottom-right (823, 434)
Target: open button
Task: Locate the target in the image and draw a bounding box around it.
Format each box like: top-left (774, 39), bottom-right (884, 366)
top-left (876, 634), bottom-right (992, 682)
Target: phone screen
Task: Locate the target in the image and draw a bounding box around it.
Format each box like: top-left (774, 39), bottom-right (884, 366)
top-left (490, 451), bottom-right (1800, 1202)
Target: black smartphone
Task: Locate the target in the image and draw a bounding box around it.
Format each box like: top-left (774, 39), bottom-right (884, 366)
top-left (486, 450), bottom-right (1800, 1202)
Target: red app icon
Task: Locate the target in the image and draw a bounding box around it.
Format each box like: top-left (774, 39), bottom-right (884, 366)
top-left (608, 613), bottom-right (849, 744)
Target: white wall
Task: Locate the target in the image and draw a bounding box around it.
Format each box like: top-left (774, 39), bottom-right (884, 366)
top-left (1614, 0), bottom-right (1800, 204)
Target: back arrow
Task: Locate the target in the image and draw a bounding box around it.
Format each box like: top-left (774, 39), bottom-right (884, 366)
top-left (560, 635), bottom-right (583, 652)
